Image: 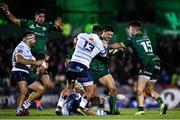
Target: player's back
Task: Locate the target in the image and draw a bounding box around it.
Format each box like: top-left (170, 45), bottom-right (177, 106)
top-left (71, 33), bottom-right (107, 68)
top-left (125, 33), bottom-right (160, 64)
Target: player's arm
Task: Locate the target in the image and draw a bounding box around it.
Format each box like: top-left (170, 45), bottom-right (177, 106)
top-left (48, 17), bottom-right (63, 32)
top-left (16, 54), bottom-right (42, 67)
top-left (96, 37), bottom-right (108, 57)
top-left (108, 42), bottom-right (126, 49)
top-left (0, 3), bottom-right (20, 25)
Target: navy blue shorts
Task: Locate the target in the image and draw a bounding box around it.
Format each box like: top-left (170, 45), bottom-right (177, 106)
top-left (11, 71), bottom-right (32, 85)
top-left (66, 61), bottom-right (94, 86)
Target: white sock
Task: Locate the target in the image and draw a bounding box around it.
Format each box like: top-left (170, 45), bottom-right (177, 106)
top-left (57, 98), bottom-right (65, 107)
top-left (23, 101), bottom-right (31, 109)
top-left (79, 98), bottom-right (88, 109)
top-left (16, 107), bottom-right (22, 113)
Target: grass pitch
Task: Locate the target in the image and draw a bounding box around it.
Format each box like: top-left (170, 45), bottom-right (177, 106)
top-left (0, 108), bottom-right (179, 120)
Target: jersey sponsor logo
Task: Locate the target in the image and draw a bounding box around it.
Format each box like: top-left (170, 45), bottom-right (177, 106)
top-left (42, 27), bottom-right (47, 31)
top-left (34, 32), bottom-right (45, 37)
top-left (29, 24), bottom-right (35, 29)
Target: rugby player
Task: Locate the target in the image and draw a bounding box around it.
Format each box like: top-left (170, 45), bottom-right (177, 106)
top-left (11, 31), bottom-right (45, 116)
top-left (123, 21), bottom-right (167, 115)
top-left (0, 3), bottom-right (63, 110)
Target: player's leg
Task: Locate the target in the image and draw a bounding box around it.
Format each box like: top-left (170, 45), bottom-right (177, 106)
top-left (135, 75), bottom-right (148, 115)
top-left (146, 62), bottom-right (167, 114)
top-left (35, 73), bottom-right (54, 110)
top-left (34, 67), bottom-right (53, 110)
top-left (56, 83), bottom-right (74, 115)
top-left (76, 66), bottom-right (94, 115)
top-left (22, 81), bottom-right (45, 110)
top-left (99, 74), bottom-right (118, 115)
top-left (145, 80), bottom-right (167, 114)
top-left (85, 109), bottom-right (107, 116)
top-left (56, 62), bottom-right (77, 115)
top-left (77, 84), bottom-right (94, 115)
top-left (16, 81), bottom-right (28, 115)
top-left (11, 71), bottom-right (29, 116)
top-left (88, 70), bottom-right (105, 107)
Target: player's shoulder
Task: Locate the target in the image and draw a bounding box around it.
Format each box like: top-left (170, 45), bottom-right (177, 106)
top-left (17, 42), bottom-right (26, 48)
top-left (90, 33), bottom-right (99, 38)
top-left (126, 37), bottom-right (132, 41)
top-left (20, 19), bottom-right (33, 23)
top-left (89, 33), bottom-right (100, 41)
top-left (77, 33), bottom-right (88, 37)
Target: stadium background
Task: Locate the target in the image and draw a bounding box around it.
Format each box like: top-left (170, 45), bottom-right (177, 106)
top-left (0, 0), bottom-right (179, 109)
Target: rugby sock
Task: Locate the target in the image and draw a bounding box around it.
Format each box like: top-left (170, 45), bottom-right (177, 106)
top-left (16, 107), bottom-right (23, 113)
top-left (57, 98), bottom-right (65, 108)
top-left (79, 98), bottom-right (88, 109)
top-left (156, 97), bottom-right (164, 105)
top-left (109, 95), bottom-right (116, 114)
top-left (138, 106), bottom-right (144, 111)
top-left (23, 101), bottom-right (31, 109)
top-left (35, 99), bottom-right (42, 106)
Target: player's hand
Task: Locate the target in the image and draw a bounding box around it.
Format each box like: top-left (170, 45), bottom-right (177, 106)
top-left (41, 61), bottom-right (48, 69)
top-left (36, 66), bottom-right (46, 76)
top-left (55, 17), bottom-right (63, 30)
top-left (33, 60), bottom-right (43, 67)
top-left (45, 55), bottom-right (50, 61)
top-left (0, 3), bottom-right (9, 14)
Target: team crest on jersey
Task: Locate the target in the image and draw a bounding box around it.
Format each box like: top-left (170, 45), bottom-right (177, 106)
top-left (29, 24), bottom-right (35, 29)
top-left (42, 27), bottom-right (47, 31)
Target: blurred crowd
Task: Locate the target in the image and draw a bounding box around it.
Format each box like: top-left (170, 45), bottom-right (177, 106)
top-left (0, 33), bottom-right (180, 92)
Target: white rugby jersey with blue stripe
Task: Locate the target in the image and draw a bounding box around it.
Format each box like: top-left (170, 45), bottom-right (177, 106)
top-left (12, 41), bottom-right (34, 73)
top-left (71, 33), bottom-right (107, 68)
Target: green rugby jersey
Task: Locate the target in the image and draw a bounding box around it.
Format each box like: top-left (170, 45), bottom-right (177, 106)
top-left (66, 48), bottom-right (107, 71)
top-left (123, 33), bottom-right (160, 64)
top-left (20, 19), bottom-right (56, 59)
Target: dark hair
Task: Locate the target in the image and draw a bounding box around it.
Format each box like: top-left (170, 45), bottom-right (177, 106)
top-left (92, 25), bottom-right (103, 33)
top-left (129, 21), bottom-right (142, 28)
top-left (22, 31), bottom-right (34, 38)
top-left (103, 25), bottom-right (114, 32)
top-left (35, 9), bottom-right (47, 16)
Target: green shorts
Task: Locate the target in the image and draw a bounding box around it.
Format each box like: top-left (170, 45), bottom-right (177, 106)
top-left (138, 61), bottom-right (160, 80)
top-left (29, 68), bottom-right (48, 82)
top-left (91, 68), bottom-right (109, 83)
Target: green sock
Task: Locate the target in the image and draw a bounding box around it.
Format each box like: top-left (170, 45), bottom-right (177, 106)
top-left (138, 106), bottom-right (144, 111)
top-left (109, 95), bottom-right (116, 114)
top-left (156, 97), bottom-right (164, 105)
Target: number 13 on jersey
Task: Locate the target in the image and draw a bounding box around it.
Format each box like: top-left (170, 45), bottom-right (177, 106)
top-left (83, 41), bottom-right (95, 52)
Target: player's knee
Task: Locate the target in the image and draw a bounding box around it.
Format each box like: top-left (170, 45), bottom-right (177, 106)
top-left (19, 87), bottom-right (28, 96)
top-left (42, 81), bottom-right (51, 90)
top-left (38, 86), bottom-right (46, 95)
top-left (136, 87), bottom-right (144, 96)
